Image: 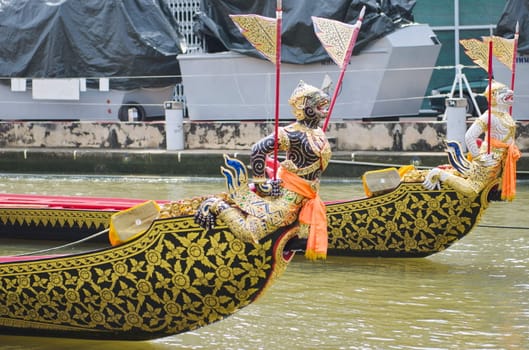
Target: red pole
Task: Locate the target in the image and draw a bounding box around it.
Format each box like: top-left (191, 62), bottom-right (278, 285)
top-left (510, 21), bottom-right (519, 115)
top-left (322, 6), bottom-right (365, 132)
top-left (323, 58), bottom-right (348, 132)
top-left (272, 0), bottom-right (282, 180)
top-left (487, 40), bottom-right (493, 154)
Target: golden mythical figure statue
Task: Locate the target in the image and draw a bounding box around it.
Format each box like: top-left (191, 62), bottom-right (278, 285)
top-left (195, 80), bottom-right (332, 260)
top-left (423, 80), bottom-right (520, 201)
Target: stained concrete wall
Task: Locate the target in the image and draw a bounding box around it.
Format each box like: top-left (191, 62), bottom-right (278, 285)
top-left (1, 120), bottom-right (528, 152)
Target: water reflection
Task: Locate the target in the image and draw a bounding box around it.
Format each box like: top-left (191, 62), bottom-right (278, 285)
top-left (0, 175), bottom-right (527, 349)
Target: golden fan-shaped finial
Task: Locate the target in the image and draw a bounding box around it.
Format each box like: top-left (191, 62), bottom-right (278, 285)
top-left (312, 16), bottom-right (356, 69)
top-left (460, 38), bottom-right (489, 71)
top-left (460, 36), bottom-right (514, 71)
top-left (488, 36), bottom-right (514, 69)
top-left (230, 14), bottom-right (277, 64)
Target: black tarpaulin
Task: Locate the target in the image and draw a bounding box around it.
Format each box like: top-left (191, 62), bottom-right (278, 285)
top-left (195, 0), bottom-right (416, 64)
top-left (0, 0), bottom-right (186, 89)
top-left (495, 0), bottom-right (529, 55)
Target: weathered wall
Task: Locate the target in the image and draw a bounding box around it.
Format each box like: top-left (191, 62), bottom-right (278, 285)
top-left (0, 122), bottom-right (166, 149)
top-left (1, 120), bottom-right (528, 152)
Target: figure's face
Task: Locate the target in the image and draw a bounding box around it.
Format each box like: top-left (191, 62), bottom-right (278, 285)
top-left (485, 81), bottom-right (513, 108)
top-left (288, 81), bottom-right (330, 123)
top-left (496, 86), bottom-right (513, 107)
top-left (303, 89), bottom-right (330, 122)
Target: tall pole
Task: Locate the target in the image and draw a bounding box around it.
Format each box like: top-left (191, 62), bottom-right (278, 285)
top-left (318, 6), bottom-right (366, 132)
top-left (454, 0), bottom-right (460, 67)
top-left (454, 0), bottom-right (461, 97)
top-left (487, 40), bottom-right (493, 154)
top-left (229, 8), bottom-right (283, 180)
top-left (510, 21), bottom-right (519, 115)
top-left (272, 0), bottom-right (282, 180)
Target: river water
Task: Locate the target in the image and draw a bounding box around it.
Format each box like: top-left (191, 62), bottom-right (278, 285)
top-left (0, 174), bottom-right (528, 349)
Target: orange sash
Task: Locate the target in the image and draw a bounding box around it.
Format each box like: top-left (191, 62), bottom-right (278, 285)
top-left (490, 138), bottom-right (520, 201)
top-left (279, 168), bottom-right (328, 260)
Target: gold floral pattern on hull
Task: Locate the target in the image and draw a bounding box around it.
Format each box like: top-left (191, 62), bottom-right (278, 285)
top-left (326, 182), bottom-right (495, 257)
top-left (0, 216), bottom-right (292, 340)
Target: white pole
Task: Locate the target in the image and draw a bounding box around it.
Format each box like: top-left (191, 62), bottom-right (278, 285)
top-left (454, 0), bottom-right (460, 68)
top-left (448, 0), bottom-right (467, 154)
top-left (164, 101), bottom-right (185, 150)
top-left (445, 97), bottom-right (468, 152)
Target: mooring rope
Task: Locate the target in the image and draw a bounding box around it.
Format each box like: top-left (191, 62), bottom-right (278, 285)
top-left (9, 222), bottom-right (527, 258)
top-left (15, 228), bottom-right (110, 256)
top-left (477, 224), bottom-right (529, 230)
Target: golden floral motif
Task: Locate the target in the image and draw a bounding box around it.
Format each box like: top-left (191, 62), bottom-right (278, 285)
top-left (385, 221), bottom-right (398, 233)
top-left (100, 288), bottom-right (114, 302)
top-left (137, 280), bottom-right (153, 295)
top-left (164, 301), bottom-right (182, 316)
top-left (0, 215), bottom-right (291, 339)
top-left (57, 311), bottom-right (71, 323)
top-left (125, 312), bottom-right (143, 328)
top-left (49, 273), bottom-right (63, 287)
top-left (215, 265), bottom-right (233, 282)
top-left (146, 250), bottom-right (161, 265)
top-left (414, 216), bottom-right (429, 231)
top-left (17, 275), bottom-right (30, 288)
top-left (446, 212), bottom-right (459, 226)
top-left (229, 239), bottom-right (245, 255)
top-left (37, 292), bottom-right (50, 305)
top-left (65, 289), bottom-right (80, 303)
top-left (91, 311), bottom-right (106, 325)
top-left (113, 262), bottom-right (128, 276)
top-left (187, 243), bottom-right (205, 260)
top-left (326, 183), bottom-right (490, 256)
top-left (6, 292), bottom-right (18, 304)
top-left (78, 269), bottom-right (92, 282)
top-left (28, 309), bottom-right (38, 319)
top-left (172, 272), bottom-right (191, 290)
top-left (433, 234), bottom-right (450, 250)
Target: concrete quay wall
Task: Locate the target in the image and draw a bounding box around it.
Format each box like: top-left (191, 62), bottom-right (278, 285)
top-left (0, 120), bottom-right (527, 178)
top-left (2, 119), bottom-right (529, 152)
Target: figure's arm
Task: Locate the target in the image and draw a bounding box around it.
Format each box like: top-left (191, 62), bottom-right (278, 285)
top-left (250, 128), bottom-right (290, 181)
top-left (465, 115), bottom-right (487, 158)
top-left (250, 134), bottom-right (275, 183)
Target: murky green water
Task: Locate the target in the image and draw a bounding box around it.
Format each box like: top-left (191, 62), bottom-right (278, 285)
top-left (0, 174), bottom-right (528, 349)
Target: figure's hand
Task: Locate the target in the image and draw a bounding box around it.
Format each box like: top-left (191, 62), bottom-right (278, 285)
top-left (422, 168), bottom-right (442, 191)
top-left (194, 198), bottom-right (222, 230)
top-left (255, 179), bottom-right (282, 197)
top-left (476, 153), bottom-right (497, 167)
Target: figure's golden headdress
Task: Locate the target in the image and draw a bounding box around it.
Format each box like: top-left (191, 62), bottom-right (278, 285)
top-left (483, 80), bottom-right (512, 107)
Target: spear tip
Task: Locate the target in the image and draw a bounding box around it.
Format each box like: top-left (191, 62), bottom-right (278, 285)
top-left (516, 21), bottom-right (520, 33)
top-left (359, 6), bottom-right (366, 19)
